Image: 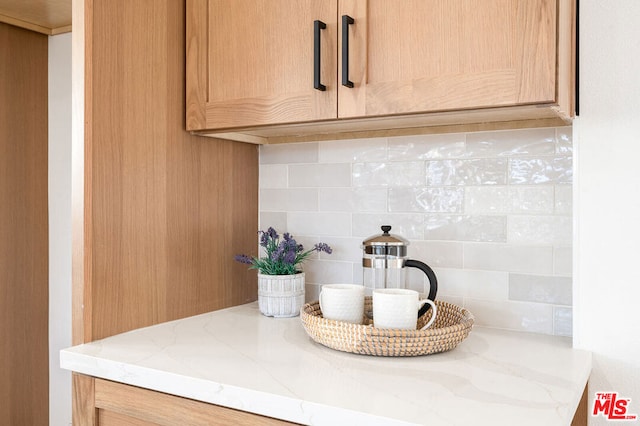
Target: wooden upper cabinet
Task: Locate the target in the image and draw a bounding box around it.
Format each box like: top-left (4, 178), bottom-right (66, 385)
top-left (186, 0), bottom-right (337, 131)
top-left (339, 0), bottom-right (557, 118)
top-left (186, 0), bottom-right (575, 143)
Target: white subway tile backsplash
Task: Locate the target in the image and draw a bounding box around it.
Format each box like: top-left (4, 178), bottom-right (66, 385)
top-left (318, 138), bottom-right (387, 163)
top-left (434, 267), bottom-right (509, 301)
top-left (553, 306), bottom-right (573, 336)
top-left (353, 162), bottom-right (425, 187)
top-left (508, 274), bottom-right (572, 305)
top-left (260, 142), bottom-right (318, 164)
top-left (292, 236), bottom-right (321, 261)
top-left (352, 162), bottom-right (384, 186)
top-left (288, 163), bottom-right (351, 187)
top-left (410, 241), bottom-right (464, 268)
top-left (259, 126), bottom-right (573, 336)
top-left (464, 186), bottom-right (510, 214)
top-left (507, 216), bottom-right (572, 245)
top-left (287, 212), bottom-right (351, 237)
top-left (554, 185), bottom-right (573, 215)
top-left (465, 186), bottom-right (554, 214)
top-left (426, 158), bottom-right (508, 186)
top-left (388, 133), bottom-right (466, 160)
top-left (313, 236), bottom-right (362, 263)
top-left (464, 299), bottom-right (554, 334)
top-left (405, 268), bottom-right (430, 293)
top-left (352, 213), bottom-right (424, 239)
top-left (509, 186), bottom-right (555, 214)
top-left (389, 187), bottom-right (464, 213)
top-left (509, 157), bottom-right (573, 185)
top-left (352, 263), bottom-right (364, 286)
top-left (465, 128), bottom-right (556, 157)
top-left (318, 188), bottom-right (387, 212)
top-left (425, 215), bottom-right (507, 242)
top-left (463, 243), bottom-right (553, 274)
top-left (556, 128), bottom-right (573, 155)
top-left (259, 212), bottom-right (287, 232)
top-left (431, 269), bottom-right (464, 298)
top-left (260, 189), bottom-right (318, 212)
top-left (305, 283), bottom-right (321, 303)
top-left (553, 246), bottom-right (573, 277)
top-left (259, 164), bottom-right (288, 188)
top-left (303, 260), bottom-right (353, 285)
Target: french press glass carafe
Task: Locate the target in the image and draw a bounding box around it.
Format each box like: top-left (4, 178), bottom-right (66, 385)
top-left (362, 226), bottom-right (438, 315)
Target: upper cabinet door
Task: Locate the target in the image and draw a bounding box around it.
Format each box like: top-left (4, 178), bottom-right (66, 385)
top-left (186, 0), bottom-right (337, 131)
top-left (338, 0), bottom-right (557, 119)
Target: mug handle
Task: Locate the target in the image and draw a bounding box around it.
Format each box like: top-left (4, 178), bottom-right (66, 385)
top-left (319, 290), bottom-right (325, 313)
top-left (418, 299), bottom-right (437, 330)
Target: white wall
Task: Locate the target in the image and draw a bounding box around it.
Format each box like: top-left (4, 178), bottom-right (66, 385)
top-left (49, 32), bottom-right (72, 426)
top-left (574, 1), bottom-right (640, 424)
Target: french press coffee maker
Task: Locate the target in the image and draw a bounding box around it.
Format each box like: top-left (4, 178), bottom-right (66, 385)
top-left (362, 226), bottom-right (438, 316)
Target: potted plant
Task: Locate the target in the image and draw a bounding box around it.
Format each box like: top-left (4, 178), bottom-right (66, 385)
top-left (235, 227), bottom-right (332, 317)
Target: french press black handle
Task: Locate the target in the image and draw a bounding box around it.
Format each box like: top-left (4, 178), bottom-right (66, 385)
top-left (405, 259), bottom-right (438, 317)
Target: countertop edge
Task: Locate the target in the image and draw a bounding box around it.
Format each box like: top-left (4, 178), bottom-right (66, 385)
top-left (60, 349), bottom-right (414, 426)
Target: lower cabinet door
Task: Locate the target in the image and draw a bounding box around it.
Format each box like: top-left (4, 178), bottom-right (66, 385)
top-left (77, 377), bottom-right (296, 426)
top-left (99, 410), bottom-right (158, 426)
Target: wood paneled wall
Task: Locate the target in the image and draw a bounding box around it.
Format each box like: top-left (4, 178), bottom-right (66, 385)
top-left (0, 22), bottom-right (49, 426)
top-left (74, 0), bottom-right (258, 343)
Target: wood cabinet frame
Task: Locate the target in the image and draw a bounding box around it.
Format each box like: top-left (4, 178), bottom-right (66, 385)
top-left (72, 0), bottom-right (259, 417)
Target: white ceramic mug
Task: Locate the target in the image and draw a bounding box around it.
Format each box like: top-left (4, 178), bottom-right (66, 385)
top-left (372, 288), bottom-right (437, 330)
top-left (319, 284), bottom-right (365, 324)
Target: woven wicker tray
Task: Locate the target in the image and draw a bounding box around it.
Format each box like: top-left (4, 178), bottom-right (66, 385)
top-left (300, 297), bottom-right (474, 357)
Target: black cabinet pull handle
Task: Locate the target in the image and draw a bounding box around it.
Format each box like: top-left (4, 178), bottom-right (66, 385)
top-left (314, 20), bottom-right (326, 91)
top-left (341, 15), bottom-right (354, 88)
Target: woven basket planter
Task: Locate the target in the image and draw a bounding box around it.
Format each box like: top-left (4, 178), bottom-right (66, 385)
top-left (301, 297), bottom-right (474, 356)
top-left (258, 273), bottom-right (305, 318)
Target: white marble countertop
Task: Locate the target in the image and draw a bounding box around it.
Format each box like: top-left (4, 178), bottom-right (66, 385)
top-left (61, 302), bottom-right (591, 425)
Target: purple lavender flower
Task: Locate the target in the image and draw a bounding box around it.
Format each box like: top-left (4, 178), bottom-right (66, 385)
top-left (234, 254), bottom-right (254, 265)
top-left (266, 227), bottom-right (278, 240)
top-left (271, 243), bottom-right (285, 262)
top-left (284, 238), bottom-right (298, 252)
top-left (235, 227), bottom-right (332, 275)
top-left (259, 231), bottom-right (269, 247)
top-left (314, 243), bottom-right (333, 254)
top-left (284, 250), bottom-right (296, 264)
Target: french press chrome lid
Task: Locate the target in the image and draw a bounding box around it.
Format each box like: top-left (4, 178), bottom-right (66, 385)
top-left (362, 225), bottom-right (408, 269)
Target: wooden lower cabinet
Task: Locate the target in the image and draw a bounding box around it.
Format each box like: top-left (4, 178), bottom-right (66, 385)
top-left (99, 411), bottom-right (157, 426)
top-left (73, 375), bottom-right (295, 426)
top-left (73, 374), bottom-right (588, 425)
top-left (571, 383), bottom-right (588, 426)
